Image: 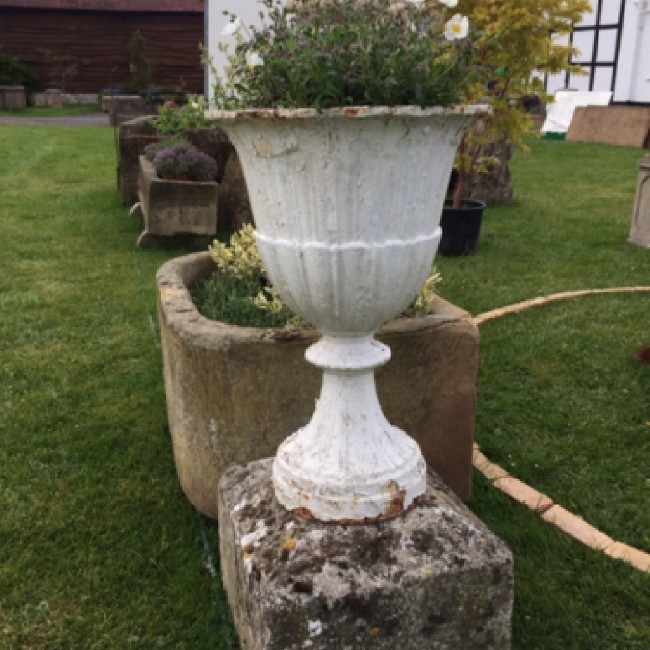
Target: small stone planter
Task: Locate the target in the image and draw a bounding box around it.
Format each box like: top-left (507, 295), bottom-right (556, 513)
top-left (157, 252), bottom-right (479, 519)
top-left (137, 156), bottom-right (218, 248)
top-left (629, 155), bottom-right (650, 248)
top-left (0, 85), bottom-right (26, 111)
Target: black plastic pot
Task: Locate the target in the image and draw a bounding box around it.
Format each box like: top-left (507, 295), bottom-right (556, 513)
top-left (439, 199), bottom-right (486, 257)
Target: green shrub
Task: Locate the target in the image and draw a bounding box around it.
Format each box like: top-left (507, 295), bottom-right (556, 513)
top-left (0, 54), bottom-right (38, 95)
top-left (192, 225), bottom-right (441, 328)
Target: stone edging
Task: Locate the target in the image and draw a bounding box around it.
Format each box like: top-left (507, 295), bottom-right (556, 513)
top-left (472, 286), bottom-right (650, 573)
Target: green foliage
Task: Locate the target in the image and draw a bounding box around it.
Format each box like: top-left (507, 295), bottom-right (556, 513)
top-left (452, 0), bottom-right (591, 204)
top-left (0, 54), bottom-right (38, 94)
top-left (195, 224), bottom-right (441, 327)
top-left (212, 0), bottom-right (485, 109)
top-left (192, 273), bottom-right (295, 328)
top-left (128, 30), bottom-right (152, 92)
top-left (153, 94), bottom-right (209, 140)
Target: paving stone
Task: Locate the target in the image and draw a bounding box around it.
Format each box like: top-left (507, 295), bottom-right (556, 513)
top-left (493, 477), bottom-right (553, 513)
top-left (472, 449), bottom-right (510, 481)
top-left (602, 542), bottom-right (650, 573)
top-left (541, 505), bottom-right (614, 551)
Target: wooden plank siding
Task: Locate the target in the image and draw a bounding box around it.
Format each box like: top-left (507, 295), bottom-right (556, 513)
top-left (0, 8), bottom-right (205, 93)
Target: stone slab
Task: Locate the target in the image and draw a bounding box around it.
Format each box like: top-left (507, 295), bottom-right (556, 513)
top-left (219, 458), bottom-right (513, 650)
top-left (603, 542), bottom-right (650, 573)
top-left (566, 106), bottom-right (650, 148)
top-left (492, 477), bottom-right (553, 514)
top-left (541, 505), bottom-right (614, 551)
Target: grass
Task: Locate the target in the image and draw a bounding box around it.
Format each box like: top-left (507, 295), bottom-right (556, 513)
top-left (0, 124), bottom-right (236, 649)
top-left (0, 122), bottom-right (648, 649)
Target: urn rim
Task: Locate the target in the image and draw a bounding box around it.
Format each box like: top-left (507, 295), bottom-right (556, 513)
top-left (205, 104), bottom-right (489, 121)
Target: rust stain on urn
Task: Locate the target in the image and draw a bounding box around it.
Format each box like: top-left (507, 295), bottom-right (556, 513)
top-left (382, 480), bottom-right (407, 519)
top-left (291, 480), bottom-right (416, 525)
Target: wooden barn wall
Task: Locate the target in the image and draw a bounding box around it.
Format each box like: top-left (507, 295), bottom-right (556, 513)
top-left (0, 8), bottom-right (205, 93)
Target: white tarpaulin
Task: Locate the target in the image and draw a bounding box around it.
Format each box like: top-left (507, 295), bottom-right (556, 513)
top-left (541, 90), bottom-right (612, 133)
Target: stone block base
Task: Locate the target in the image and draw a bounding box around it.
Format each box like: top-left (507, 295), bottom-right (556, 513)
top-left (219, 459), bottom-right (513, 650)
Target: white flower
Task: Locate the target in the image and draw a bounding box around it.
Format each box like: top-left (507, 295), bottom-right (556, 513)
top-left (246, 51), bottom-right (264, 69)
top-left (439, 0), bottom-right (458, 7)
top-left (221, 16), bottom-right (242, 36)
top-left (444, 14), bottom-right (469, 40)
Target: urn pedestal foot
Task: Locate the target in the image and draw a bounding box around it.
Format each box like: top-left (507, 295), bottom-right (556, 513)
top-left (272, 334), bottom-right (427, 522)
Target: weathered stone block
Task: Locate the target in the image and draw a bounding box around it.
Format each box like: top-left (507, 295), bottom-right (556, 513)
top-left (629, 155), bottom-right (650, 248)
top-left (219, 458), bottom-right (513, 650)
top-left (45, 88), bottom-right (63, 108)
top-left (157, 252), bottom-right (479, 519)
top-left (117, 116), bottom-right (159, 205)
top-left (108, 94), bottom-right (146, 127)
top-left (137, 156), bottom-right (218, 246)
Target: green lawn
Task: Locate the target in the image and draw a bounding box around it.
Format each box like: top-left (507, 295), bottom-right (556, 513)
top-left (0, 123), bottom-right (648, 649)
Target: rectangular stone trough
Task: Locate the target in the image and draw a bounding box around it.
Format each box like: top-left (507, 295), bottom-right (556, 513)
top-left (137, 156), bottom-right (218, 246)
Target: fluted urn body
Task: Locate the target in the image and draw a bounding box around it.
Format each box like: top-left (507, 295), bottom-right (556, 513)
top-left (210, 106), bottom-right (482, 522)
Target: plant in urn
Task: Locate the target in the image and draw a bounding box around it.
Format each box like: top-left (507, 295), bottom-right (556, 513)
top-left (208, 0), bottom-right (487, 522)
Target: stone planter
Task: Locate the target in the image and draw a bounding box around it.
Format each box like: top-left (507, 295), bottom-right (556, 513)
top-left (157, 252), bottom-right (479, 520)
top-left (117, 116), bottom-right (159, 205)
top-left (117, 117), bottom-right (236, 213)
top-left (0, 85), bottom-right (26, 111)
top-left (629, 155), bottom-right (650, 248)
top-left (137, 156), bottom-right (218, 248)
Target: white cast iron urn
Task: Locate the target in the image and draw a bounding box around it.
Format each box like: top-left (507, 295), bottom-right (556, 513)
top-left (210, 105), bottom-right (483, 522)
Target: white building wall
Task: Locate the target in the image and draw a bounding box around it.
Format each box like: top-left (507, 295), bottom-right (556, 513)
top-left (206, 0), bottom-right (276, 101)
top-left (623, 0), bottom-right (650, 102)
top-left (546, 0), bottom-right (649, 103)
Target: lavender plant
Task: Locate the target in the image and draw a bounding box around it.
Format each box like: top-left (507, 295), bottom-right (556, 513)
top-left (152, 141), bottom-right (218, 182)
